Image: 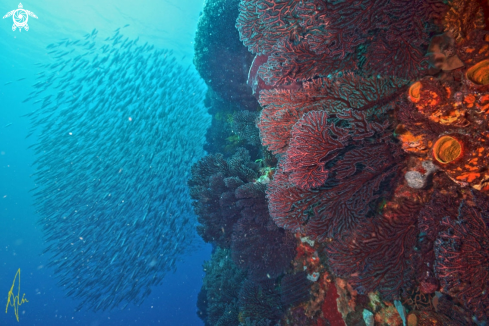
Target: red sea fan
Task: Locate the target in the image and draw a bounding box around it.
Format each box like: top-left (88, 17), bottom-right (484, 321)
top-left (235, 0), bottom-right (269, 55)
top-left (363, 0), bottom-right (446, 79)
top-left (295, 0), bottom-right (383, 57)
top-left (435, 294), bottom-right (474, 325)
top-left (236, 0), bottom-right (367, 77)
top-left (282, 108), bottom-right (391, 190)
top-left (236, 0), bottom-right (303, 56)
top-left (251, 0), bottom-right (446, 84)
top-left (267, 116), bottom-right (403, 241)
top-left (257, 73), bottom-right (407, 155)
top-left (257, 86), bottom-right (319, 156)
top-left (363, 32), bottom-right (430, 80)
top-left (303, 143), bottom-right (402, 241)
top-left (248, 54), bottom-right (302, 97)
top-left (326, 200), bottom-right (422, 300)
top-left (257, 38), bottom-right (358, 86)
top-left (434, 198), bottom-right (489, 319)
top-left (418, 190), bottom-right (460, 245)
top-left (284, 111), bottom-right (349, 190)
top-left (282, 109), bottom-right (391, 190)
top-left (416, 190), bottom-right (461, 290)
top-left (267, 169), bottom-right (310, 233)
top-left (335, 109), bottom-right (389, 140)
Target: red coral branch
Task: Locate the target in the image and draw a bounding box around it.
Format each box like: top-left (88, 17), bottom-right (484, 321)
top-left (243, 0), bottom-right (445, 84)
top-left (257, 38), bottom-right (357, 86)
top-left (416, 190), bottom-right (461, 291)
top-left (267, 112), bottom-right (403, 241)
top-left (236, 0), bottom-right (303, 55)
top-left (284, 111), bottom-right (349, 190)
top-left (326, 200), bottom-right (422, 300)
top-left (364, 33), bottom-right (430, 80)
top-left (435, 197), bottom-right (489, 319)
top-left (257, 73), bottom-right (407, 155)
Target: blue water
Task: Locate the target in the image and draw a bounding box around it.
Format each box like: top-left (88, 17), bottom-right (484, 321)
top-left (0, 1), bottom-right (211, 325)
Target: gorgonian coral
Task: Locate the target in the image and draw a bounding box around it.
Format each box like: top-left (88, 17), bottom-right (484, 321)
top-left (326, 200), bottom-right (422, 300)
top-left (237, 0), bottom-right (446, 85)
top-left (284, 111), bottom-right (349, 190)
top-left (283, 110), bottom-right (391, 190)
top-left (418, 189), bottom-right (461, 246)
top-left (298, 0), bottom-right (445, 78)
top-left (267, 110), bottom-right (403, 241)
top-left (236, 0), bottom-right (304, 56)
top-left (257, 73), bottom-right (408, 156)
top-left (257, 40), bottom-right (358, 86)
top-left (435, 294), bottom-right (474, 325)
top-left (204, 0), bottom-right (489, 324)
top-left (416, 189), bottom-right (461, 290)
top-left (435, 194), bottom-right (489, 319)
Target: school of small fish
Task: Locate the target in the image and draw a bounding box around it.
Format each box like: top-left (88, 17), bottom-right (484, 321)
top-left (23, 27), bottom-right (210, 311)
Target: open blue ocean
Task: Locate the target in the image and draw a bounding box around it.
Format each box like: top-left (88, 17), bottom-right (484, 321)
top-left (1, 1), bottom-right (211, 325)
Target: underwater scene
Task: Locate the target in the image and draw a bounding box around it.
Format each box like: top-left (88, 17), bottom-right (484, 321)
top-left (1, 0), bottom-right (489, 325)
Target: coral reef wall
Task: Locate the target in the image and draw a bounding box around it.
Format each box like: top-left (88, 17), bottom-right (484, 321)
top-left (191, 0), bottom-right (489, 325)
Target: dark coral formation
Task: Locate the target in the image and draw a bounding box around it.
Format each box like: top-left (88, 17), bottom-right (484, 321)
top-left (194, 0), bottom-right (257, 110)
top-left (238, 279), bottom-right (284, 323)
top-left (189, 148), bottom-right (260, 247)
top-left (232, 215), bottom-right (296, 281)
top-left (197, 248), bottom-right (247, 326)
top-left (280, 271), bottom-right (312, 308)
top-left (195, 0), bottom-right (262, 158)
top-left (231, 110), bottom-right (261, 146)
top-left (191, 148), bottom-right (297, 324)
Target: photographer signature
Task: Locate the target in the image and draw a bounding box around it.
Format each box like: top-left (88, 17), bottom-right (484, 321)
top-left (5, 268), bottom-right (28, 322)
